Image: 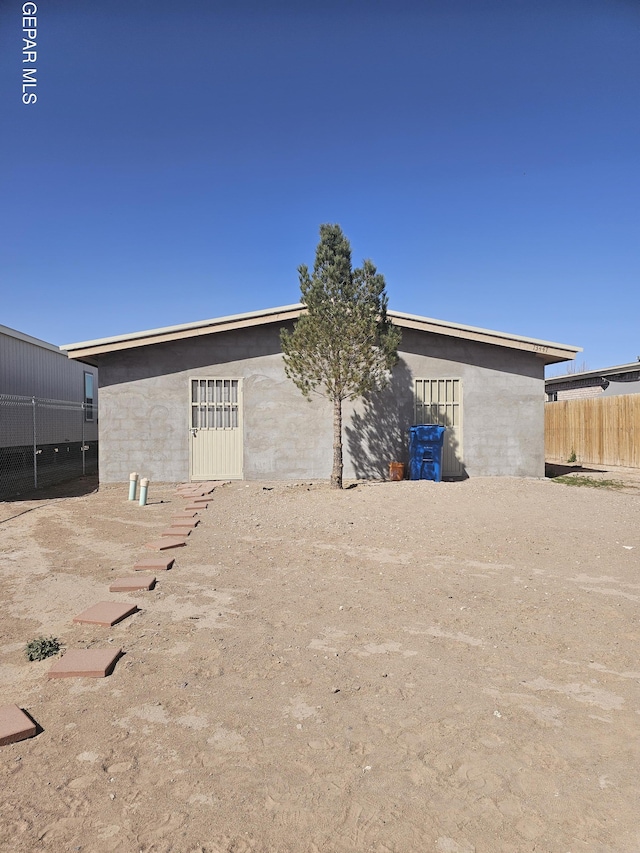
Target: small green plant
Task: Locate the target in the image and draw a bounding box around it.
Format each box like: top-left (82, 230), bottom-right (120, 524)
top-left (24, 636), bottom-right (62, 662)
top-left (567, 449), bottom-right (577, 464)
top-left (553, 475), bottom-right (624, 490)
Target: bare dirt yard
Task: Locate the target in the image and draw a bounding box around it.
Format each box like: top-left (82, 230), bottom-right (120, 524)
top-left (1, 470), bottom-right (639, 853)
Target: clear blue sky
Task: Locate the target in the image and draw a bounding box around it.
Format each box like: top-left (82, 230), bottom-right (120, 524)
top-left (1, 0), bottom-right (638, 374)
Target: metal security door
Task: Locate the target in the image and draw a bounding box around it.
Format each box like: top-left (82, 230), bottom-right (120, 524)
top-left (414, 378), bottom-right (464, 478)
top-left (189, 378), bottom-right (243, 480)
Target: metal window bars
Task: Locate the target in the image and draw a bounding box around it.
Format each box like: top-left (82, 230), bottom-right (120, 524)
top-left (190, 379), bottom-right (239, 430)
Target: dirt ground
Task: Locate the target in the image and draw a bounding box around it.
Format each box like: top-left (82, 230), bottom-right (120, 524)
top-left (1, 469), bottom-right (639, 853)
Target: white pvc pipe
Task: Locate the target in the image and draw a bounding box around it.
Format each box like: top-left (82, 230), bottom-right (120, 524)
top-left (128, 472), bottom-right (139, 501)
top-left (139, 477), bottom-right (149, 506)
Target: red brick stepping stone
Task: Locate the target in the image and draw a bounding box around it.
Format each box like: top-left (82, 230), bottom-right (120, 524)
top-left (133, 556), bottom-right (174, 571)
top-left (48, 648), bottom-right (122, 679)
top-left (190, 496), bottom-right (211, 504)
top-left (184, 503), bottom-right (207, 511)
top-left (160, 527), bottom-right (191, 538)
top-left (109, 575), bottom-right (156, 592)
top-left (171, 511), bottom-right (199, 519)
top-left (73, 601), bottom-right (139, 627)
top-left (177, 481), bottom-right (225, 493)
top-left (169, 520), bottom-right (199, 530)
top-left (144, 537), bottom-right (187, 550)
top-left (0, 705), bottom-right (37, 746)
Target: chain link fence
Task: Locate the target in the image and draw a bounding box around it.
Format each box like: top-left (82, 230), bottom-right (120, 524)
top-left (0, 394), bottom-right (98, 499)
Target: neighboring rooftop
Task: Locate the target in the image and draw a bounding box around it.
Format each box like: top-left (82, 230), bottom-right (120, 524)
top-left (545, 360), bottom-right (640, 400)
top-left (546, 361), bottom-right (640, 387)
top-left (0, 323), bottom-right (65, 356)
top-left (61, 304), bottom-right (582, 366)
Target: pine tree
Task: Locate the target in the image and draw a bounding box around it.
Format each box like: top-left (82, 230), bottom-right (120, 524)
top-left (281, 224), bottom-right (401, 489)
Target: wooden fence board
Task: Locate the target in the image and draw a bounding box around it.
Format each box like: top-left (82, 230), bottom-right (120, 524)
top-left (545, 395), bottom-right (640, 467)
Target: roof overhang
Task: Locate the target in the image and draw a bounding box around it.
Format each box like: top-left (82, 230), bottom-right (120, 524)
top-left (61, 303), bottom-right (581, 367)
top-left (387, 310), bottom-right (581, 365)
top-left (60, 305), bottom-right (304, 366)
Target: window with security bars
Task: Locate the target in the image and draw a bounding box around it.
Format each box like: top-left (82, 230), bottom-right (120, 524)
top-left (191, 379), bottom-right (239, 429)
top-left (414, 378), bottom-right (460, 427)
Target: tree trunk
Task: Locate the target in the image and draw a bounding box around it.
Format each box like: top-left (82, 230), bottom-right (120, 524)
top-left (331, 396), bottom-right (343, 489)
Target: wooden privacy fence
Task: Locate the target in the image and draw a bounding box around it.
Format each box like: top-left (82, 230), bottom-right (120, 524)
top-left (545, 395), bottom-right (640, 468)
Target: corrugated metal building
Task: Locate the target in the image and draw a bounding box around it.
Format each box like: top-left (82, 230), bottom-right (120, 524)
top-left (0, 324), bottom-right (98, 496)
top-left (1, 324), bottom-right (97, 401)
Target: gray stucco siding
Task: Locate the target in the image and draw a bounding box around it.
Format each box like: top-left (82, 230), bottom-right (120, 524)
top-left (96, 322), bottom-right (546, 483)
top-left (393, 329), bottom-right (544, 478)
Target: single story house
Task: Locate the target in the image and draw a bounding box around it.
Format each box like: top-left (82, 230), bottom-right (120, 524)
top-left (62, 305), bottom-right (580, 483)
top-left (546, 361), bottom-right (640, 401)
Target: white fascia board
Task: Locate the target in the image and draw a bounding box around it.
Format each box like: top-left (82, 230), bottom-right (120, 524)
top-left (389, 310), bottom-right (581, 361)
top-left (61, 304), bottom-right (305, 353)
top-left (61, 302), bottom-right (581, 365)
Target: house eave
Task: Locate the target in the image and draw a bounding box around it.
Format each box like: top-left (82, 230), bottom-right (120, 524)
top-left (61, 303), bottom-right (581, 366)
top-left (388, 311), bottom-right (581, 365)
top-left (61, 305), bottom-right (305, 361)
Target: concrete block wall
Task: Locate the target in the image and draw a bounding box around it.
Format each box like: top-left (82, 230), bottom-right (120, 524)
top-left (96, 321), bottom-right (546, 483)
top-left (396, 329), bottom-right (545, 478)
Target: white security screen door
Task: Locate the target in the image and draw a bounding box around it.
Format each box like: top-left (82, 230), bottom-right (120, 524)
top-left (189, 378), bottom-right (243, 480)
top-left (414, 378), bottom-right (464, 478)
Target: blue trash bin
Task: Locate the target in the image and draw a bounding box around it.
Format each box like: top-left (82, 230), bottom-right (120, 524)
top-left (408, 425), bottom-right (446, 482)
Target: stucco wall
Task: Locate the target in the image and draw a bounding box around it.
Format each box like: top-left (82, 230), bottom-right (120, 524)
top-left (96, 322), bottom-right (545, 483)
top-left (383, 328), bottom-right (544, 478)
